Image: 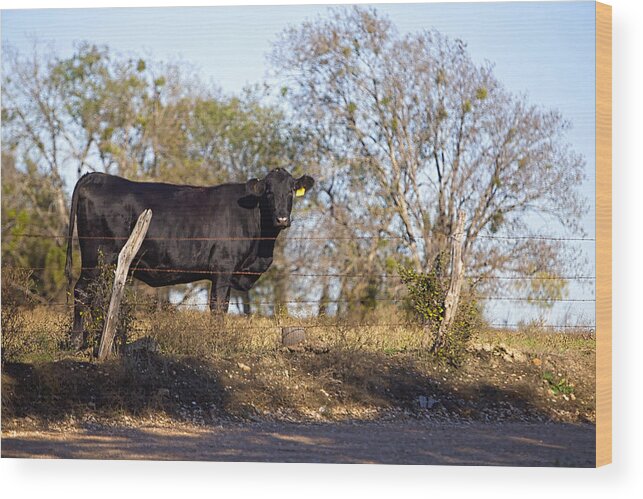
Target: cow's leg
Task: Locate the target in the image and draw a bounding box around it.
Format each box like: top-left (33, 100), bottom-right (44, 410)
top-left (209, 275), bottom-right (232, 314)
top-left (70, 268), bottom-right (99, 349)
top-left (240, 290), bottom-right (251, 316)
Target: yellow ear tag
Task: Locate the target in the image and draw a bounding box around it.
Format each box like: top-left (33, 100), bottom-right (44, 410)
top-left (295, 187), bottom-right (306, 197)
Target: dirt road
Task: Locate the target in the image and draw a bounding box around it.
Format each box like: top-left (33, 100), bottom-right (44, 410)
top-left (2, 421), bottom-right (595, 466)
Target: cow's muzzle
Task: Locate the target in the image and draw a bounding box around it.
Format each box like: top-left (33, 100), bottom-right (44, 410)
top-left (275, 216), bottom-right (290, 228)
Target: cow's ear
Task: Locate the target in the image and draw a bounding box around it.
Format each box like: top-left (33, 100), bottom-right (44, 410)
top-left (294, 175), bottom-right (314, 197)
top-left (245, 178), bottom-right (265, 196)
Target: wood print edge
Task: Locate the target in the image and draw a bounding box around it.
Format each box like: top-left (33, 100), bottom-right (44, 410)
top-left (596, 0), bottom-right (612, 468)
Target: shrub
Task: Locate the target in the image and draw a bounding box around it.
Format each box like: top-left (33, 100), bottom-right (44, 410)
top-left (398, 265), bottom-right (447, 327)
top-left (398, 264), bottom-right (482, 366)
top-left (78, 252), bottom-right (135, 355)
top-left (1, 268), bottom-right (70, 362)
top-left (435, 293), bottom-right (481, 366)
top-left (1, 267), bottom-right (34, 363)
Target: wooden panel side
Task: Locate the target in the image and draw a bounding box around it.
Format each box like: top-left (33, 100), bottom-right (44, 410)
top-left (596, 1), bottom-right (612, 468)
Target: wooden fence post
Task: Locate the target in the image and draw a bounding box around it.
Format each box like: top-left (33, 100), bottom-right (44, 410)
top-left (431, 210), bottom-right (466, 353)
top-left (98, 209), bottom-right (153, 361)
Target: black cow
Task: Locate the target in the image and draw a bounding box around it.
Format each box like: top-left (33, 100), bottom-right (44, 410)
top-left (65, 168), bottom-right (314, 348)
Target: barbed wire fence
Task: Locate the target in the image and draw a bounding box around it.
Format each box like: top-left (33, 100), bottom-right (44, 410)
top-left (1, 229), bottom-right (597, 333)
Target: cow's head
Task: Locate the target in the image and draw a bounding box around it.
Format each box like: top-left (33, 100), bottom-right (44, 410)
top-left (245, 168), bottom-right (314, 228)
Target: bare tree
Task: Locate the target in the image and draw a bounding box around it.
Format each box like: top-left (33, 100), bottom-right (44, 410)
top-left (271, 7), bottom-right (587, 307)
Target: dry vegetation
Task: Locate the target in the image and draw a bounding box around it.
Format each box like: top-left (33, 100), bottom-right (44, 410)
top-left (1, 305), bottom-right (595, 431)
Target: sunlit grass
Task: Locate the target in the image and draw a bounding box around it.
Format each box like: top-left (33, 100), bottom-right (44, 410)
top-left (3, 305), bottom-right (594, 364)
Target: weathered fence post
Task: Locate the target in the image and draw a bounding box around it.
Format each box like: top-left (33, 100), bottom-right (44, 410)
top-left (97, 209), bottom-right (153, 361)
top-left (431, 210), bottom-right (466, 353)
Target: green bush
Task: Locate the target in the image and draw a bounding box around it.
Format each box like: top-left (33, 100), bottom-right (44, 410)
top-left (398, 264), bottom-right (482, 366)
top-left (435, 294), bottom-right (481, 367)
top-left (398, 265), bottom-right (446, 327)
top-left (79, 252), bottom-right (135, 355)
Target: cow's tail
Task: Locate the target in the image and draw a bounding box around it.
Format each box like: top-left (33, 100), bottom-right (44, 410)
top-left (65, 178), bottom-right (82, 301)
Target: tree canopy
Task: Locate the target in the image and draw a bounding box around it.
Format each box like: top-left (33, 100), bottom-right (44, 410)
top-left (271, 6), bottom-right (587, 308)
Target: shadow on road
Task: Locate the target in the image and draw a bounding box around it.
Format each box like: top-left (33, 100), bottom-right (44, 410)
top-left (1, 420), bottom-right (595, 466)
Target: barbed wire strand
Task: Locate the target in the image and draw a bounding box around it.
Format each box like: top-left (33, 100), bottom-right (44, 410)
top-left (9, 323), bottom-right (595, 334)
top-left (8, 232), bottom-right (596, 242)
top-left (126, 323), bottom-right (595, 332)
top-left (21, 294), bottom-right (596, 311)
top-left (3, 265), bottom-right (596, 281)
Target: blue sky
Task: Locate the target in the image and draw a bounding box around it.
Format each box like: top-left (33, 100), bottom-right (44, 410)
top-left (1, 2), bottom-right (597, 323)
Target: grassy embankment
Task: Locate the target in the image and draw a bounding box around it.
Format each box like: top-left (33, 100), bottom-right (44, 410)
top-left (1, 306), bottom-right (596, 429)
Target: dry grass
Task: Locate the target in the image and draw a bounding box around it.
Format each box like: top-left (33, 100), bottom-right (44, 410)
top-left (1, 306), bottom-right (70, 363)
top-left (475, 327), bottom-right (596, 357)
top-left (135, 307), bottom-right (426, 358)
top-left (2, 305), bottom-right (591, 361)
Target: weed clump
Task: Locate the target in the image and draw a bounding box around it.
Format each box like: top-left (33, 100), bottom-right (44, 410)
top-left (543, 371), bottom-right (575, 396)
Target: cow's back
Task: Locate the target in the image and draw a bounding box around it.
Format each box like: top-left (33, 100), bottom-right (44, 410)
top-left (74, 173), bottom-right (261, 283)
